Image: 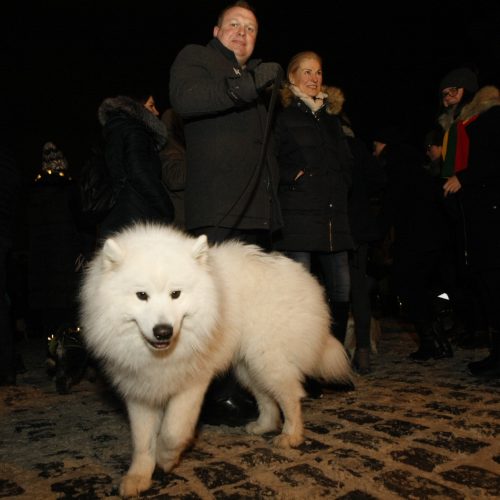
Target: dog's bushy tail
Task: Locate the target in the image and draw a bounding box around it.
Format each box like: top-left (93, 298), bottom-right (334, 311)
top-left (315, 336), bottom-right (354, 383)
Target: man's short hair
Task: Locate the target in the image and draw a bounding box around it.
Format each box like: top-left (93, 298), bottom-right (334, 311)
top-left (217, 1), bottom-right (256, 26)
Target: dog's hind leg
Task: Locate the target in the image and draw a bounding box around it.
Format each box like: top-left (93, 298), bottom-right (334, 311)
top-left (272, 378), bottom-right (305, 449)
top-left (156, 381), bottom-right (208, 473)
top-left (234, 363), bottom-right (281, 435)
top-left (120, 400), bottom-right (162, 498)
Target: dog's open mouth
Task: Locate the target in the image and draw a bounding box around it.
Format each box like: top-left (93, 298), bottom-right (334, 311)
top-left (145, 338), bottom-right (172, 350)
top-left (143, 324), bottom-right (174, 351)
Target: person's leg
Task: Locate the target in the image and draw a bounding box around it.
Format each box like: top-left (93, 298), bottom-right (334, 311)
top-left (349, 244), bottom-right (372, 373)
top-left (318, 251), bottom-right (350, 344)
top-left (468, 267), bottom-right (500, 378)
top-left (316, 250), bottom-right (354, 392)
top-left (395, 250), bottom-right (452, 361)
top-left (287, 251), bottom-right (312, 271)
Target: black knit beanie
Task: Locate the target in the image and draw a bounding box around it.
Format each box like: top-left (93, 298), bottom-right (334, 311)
top-left (439, 67), bottom-right (478, 93)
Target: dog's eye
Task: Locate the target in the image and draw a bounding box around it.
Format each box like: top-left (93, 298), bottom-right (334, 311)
top-left (171, 290), bottom-right (181, 299)
top-left (136, 291), bottom-right (149, 301)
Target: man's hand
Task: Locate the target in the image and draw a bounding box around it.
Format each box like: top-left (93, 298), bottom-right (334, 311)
top-left (443, 175), bottom-right (462, 196)
top-left (253, 62), bottom-right (283, 91)
top-left (226, 72), bottom-right (258, 104)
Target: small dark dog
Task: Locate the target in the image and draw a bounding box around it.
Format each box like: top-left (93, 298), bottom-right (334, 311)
top-left (46, 325), bottom-right (93, 394)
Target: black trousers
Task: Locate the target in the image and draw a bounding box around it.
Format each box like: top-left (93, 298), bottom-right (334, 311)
top-left (349, 243), bottom-right (373, 350)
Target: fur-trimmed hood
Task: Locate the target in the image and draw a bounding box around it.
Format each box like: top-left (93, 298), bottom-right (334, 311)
top-left (98, 96), bottom-right (167, 149)
top-left (439, 85), bottom-right (500, 131)
top-left (280, 84), bottom-right (345, 115)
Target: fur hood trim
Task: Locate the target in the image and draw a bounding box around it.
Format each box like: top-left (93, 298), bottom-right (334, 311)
top-left (439, 85), bottom-right (500, 130)
top-left (98, 96), bottom-right (167, 149)
top-left (280, 84), bottom-right (344, 115)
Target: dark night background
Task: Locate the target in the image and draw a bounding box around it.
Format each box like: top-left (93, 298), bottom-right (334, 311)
top-left (10, 0), bottom-right (500, 181)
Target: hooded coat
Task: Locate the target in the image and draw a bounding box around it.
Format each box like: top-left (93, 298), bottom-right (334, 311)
top-left (97, 96), bottom-right (174, 239)
top-left (169, 38), bottom-right (282, 233)
top-left (273, 86), bottom-right (354, 252)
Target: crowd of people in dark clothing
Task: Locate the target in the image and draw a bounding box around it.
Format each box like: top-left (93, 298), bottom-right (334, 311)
top-left (2, 2), bottom-right (499, 427)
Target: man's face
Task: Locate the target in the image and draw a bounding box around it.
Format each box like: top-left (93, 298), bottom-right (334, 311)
top-left (213, 6), bottom-right (258, 66)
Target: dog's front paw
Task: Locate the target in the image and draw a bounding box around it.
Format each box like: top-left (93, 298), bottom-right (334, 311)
top-left (273, 432), bottom-right (303, 449)
top-left (119, 473), bottom-right (151, 498)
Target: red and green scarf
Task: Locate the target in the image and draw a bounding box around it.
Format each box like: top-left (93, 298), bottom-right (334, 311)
top-left (441, 115), bottom-right (478, 178)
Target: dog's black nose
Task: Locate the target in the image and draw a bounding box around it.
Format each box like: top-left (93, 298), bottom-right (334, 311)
top-left (153, 324), bottom-right (173, 341)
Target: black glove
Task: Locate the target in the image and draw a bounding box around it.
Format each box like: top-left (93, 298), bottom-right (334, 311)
top-left (253, 62), bottom-right (283, 91)
top-left (226, 72), bottom-right (258, 105)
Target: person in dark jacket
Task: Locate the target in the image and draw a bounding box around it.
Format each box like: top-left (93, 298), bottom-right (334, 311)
top-left (374, 127), bottom-right (453, 361)
top-left (97, 92), bottom-right (174, 240)
top-left (342, 119), bottom-right (387, 374)
top-left (27, 142), bottom-right (81, 339)
top-left (273, 51), bottom-right (354, 397)
top-left (274, 51), bottom-right (354, 346)
top-left (439, 69), bottom-right (500, 378)
top-left (169, 1), bottom-right (283, 425)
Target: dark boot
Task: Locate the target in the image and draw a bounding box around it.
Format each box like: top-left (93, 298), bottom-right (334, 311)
top-left (468, 329), bottom-right (500, 378)
top-left (354, 347), bottom-right (371, 375)
top-left (410, 321), bottom-right (453, 361)
top-left (303, 376), bottom-right (323, 399)
top-left (199, 370), bottom-right (258, 427)
top-left (331, 301), bottom-right (350, 344)
top-left (324, 301), bottom-right (355, 391)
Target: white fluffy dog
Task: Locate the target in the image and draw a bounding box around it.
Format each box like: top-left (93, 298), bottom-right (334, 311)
top-left (80, 223), bottom-right (352, 497)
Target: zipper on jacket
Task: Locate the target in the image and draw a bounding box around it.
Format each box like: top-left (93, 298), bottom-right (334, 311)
top-left (328, 219), bottom-right (333, 251)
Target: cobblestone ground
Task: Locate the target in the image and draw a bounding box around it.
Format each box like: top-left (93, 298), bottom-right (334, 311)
top-left (1, 319), bottom-right (500, 499)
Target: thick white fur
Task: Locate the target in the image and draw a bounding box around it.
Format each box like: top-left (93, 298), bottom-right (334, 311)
top-left (80, 223), bottom-right (352, 497)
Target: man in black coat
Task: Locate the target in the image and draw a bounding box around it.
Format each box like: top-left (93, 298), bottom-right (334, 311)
top-left (169, 1), bottom-right (283, 425)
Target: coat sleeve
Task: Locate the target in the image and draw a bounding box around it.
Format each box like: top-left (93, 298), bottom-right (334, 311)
top-left (169, 44), bottom-right (248, 118)
top-left (159, 139), bottom-right (186, 192)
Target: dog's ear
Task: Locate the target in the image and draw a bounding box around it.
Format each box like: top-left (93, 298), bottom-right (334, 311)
top-left (191, 234), bottom-right (209, 264)
top-left (101, 238), bottom-right (124, 269)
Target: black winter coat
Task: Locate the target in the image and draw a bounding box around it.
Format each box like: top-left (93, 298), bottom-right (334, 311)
top-left (273, 96), bottom-right (354, 252)
top-left (169, 38), bottom-right (282, 232)
top-left (27, 174), bottom-right (81, 311)
top-left (454, 89), bottom-right (500, 269)
top-left (376, 143), bottom-right (450, 255)
top-left (97, 96), bottom-right (174, 239)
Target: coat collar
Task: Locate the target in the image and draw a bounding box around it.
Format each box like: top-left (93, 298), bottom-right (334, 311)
top-left (98, 96), bottom-right (167, 150)
top-left (281, 84), bottom-right (345, 116)
top-left (439, 85), bottom-right (500, 130)
top-left (208, 37), bottom-right (261, 71)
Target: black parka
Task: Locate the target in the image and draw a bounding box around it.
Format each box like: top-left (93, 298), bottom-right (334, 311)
top-left (273, 88), bottom-right (354, 252)
top-left (169, 38), bottom-right (282, 232)
top-left (97, 96), bottom-right (174, 239)
top-left (451, 86), bottom-right (500, 269)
